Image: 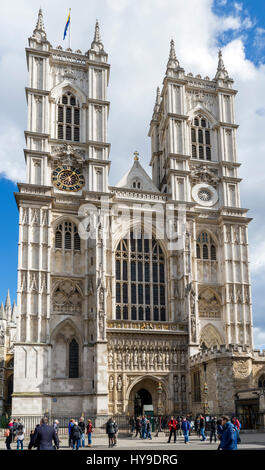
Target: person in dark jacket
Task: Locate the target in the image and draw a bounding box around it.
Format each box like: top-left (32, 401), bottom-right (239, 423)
top-left (28, 430), bottom-right (36, 450)
top-left (210, 417), bottom-right (217, 443)
top-left (71, 422), bottom-right (82, 450)
top-left (217, 419), bottom-right (223, 450)
top-left (219, 416), bottom-right (238, 450)
top-left (12, 419), bottom-right (18, 441)
top-left (199, 415), bottom-right (206, 441)
top-left (135, 417), bottom-right (142, 438)
top-left (78, 417), bottom-right (85, 448)
top-left (106, 418), bottom-right (115, 448)
top-left (33, 418), bottom-right (59, 450)
top-left (5, 428), bottom-right (12, 450)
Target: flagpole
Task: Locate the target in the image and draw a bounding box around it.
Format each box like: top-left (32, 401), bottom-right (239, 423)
top-left (69, 8), bottom-right (71, 49)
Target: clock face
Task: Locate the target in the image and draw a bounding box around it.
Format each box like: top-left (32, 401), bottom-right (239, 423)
top-left (52, 166), bottom-right (85, 192)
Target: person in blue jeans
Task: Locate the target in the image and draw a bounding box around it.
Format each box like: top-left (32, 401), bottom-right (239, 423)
top-left (141, 416), bottom-right (147, 439)
top-left (181, 417), bottom-right (191, 444)
top-left (146, 420), bottom-right (152, 440)
top-left (199, 415), bottom-right (206, 441)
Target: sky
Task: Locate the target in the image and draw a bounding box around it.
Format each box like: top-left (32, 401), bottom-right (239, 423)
top-left (0, 0), bottom-right (265, 348)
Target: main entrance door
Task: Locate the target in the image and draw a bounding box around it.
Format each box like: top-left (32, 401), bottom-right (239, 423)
top-left (134, 389), bottom-right (152, 416)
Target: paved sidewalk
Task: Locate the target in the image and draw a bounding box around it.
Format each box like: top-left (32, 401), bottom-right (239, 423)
top-left (1, 433), bottom-right (265, 450)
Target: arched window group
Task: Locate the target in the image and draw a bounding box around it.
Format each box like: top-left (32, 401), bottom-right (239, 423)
top-left (132, 179), bottom-right (142, 189)
top-left (115, 230), bottom-right (166, 322)
top-left (58, 92), bottom-right (80, 142)
top-left (191, 115), bottom-right (211, 161)
top-left (55, 221), bottom-right (81, 251)
top-left (196, 232), bottom-right (216, 260)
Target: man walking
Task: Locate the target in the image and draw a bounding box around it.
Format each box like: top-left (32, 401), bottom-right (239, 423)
top-left (167, 416), bottom-right (177, 443)
top-left (219, 416), bottom-right (238, 450)
top-left (181, 417), bottom-right (191, 444)
top-left (33, 417), bottom-right (59, 450)
top-left (210, 416), bottom-right (217, 443)
top-left (78, 417), bottom-right (86, 448)
top-left (199, 415), bottom-right (207, 441)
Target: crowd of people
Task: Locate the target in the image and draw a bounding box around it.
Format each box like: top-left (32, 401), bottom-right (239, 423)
top-left (130, 414), bottom-right (241, 449)
top-left (3, 413), bottom-right (241, 450)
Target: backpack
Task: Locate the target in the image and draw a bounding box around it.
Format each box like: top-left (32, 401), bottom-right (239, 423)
top-left (17, 423), bottom-right (23, 432)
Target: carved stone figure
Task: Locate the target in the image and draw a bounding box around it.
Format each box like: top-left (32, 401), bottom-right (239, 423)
top-left (109, 376), bottom-right (114, 390)
top-left (117, 375), bottom-right (123, 391)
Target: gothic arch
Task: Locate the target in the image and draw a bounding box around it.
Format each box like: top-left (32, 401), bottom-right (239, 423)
top-left (112, 218), bottom-right (167, 257)
top-left (52, 214), bottom-right (81, 231)
top-left (51, 318), bottom-right (83, 379)
top-left (51, 317), bottom-right (83, 344)
top-left (196, 228), bottom-right (218, 246)
top-left (50, 80), bottom-right (87, 105)
top-left (199, 323), bottom-right (224, 349)
top-left (188, 105), bottom-right (219, 128)
top-left (126, 374), bottom-right (168, 399)
top-left (198, 287), bottom-right (222, 319)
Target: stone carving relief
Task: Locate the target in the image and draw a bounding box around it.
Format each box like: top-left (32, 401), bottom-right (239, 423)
top-left (198, 289), bottom-right (221, 318)
top-left (107, 338), bottom-right (187, 372)
top-left (52, 279), bottom-right (83, 314)
top-left (190, 164), bottom-right (220, 188)
top-left (233, 360), bottom-right (250, 379)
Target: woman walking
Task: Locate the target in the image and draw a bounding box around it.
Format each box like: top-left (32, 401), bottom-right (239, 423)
top-left (106, 417), bottom-right (115, 448)
top-left (87, 419), bottom-right (93, 447)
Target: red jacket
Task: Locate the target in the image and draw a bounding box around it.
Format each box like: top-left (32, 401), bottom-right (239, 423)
top-left (232, 419), bottom-right (240, 430)
top-left (168, 419), bottom-right (177, 430)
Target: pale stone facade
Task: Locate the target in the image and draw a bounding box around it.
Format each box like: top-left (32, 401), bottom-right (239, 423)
top-left (2, 9), bottom-right (264, 420)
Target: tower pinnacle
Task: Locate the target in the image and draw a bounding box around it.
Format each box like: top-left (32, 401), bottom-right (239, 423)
top-left (90, 20), bottom-right (104, 52)
top-left (167, 39), bottom-right (179, 69)
top-left (215, 49), bottom-right (229, 80)
top-left (32, 8), bottom-right (47, 41)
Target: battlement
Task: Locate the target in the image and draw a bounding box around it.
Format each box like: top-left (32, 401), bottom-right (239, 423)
top-left (189, 343), bottom-right (257, 365)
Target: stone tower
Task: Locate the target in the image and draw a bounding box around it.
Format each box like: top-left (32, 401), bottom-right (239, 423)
top-left (12, 9), bottom-right (110, 416)
top-left (149, 41), bottom-right (253, 357)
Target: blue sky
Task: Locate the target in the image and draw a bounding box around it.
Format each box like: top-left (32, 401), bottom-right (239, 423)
top-left (0, 0), bottom-right (265, 348)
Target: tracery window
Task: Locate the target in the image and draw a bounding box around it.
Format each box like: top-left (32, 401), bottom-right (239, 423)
top-left (55, 221), bottom-right (81, 251)
top-left (115, 230), bottom-right (166, 321)
top-left (57, 92), bottom-right (80, 142)
top-left (191, 115), bottom-right (211, 161)
top-left (69, 338), bottom-right (79, 378)
top-left (196, 232), bottom-right (216, 260)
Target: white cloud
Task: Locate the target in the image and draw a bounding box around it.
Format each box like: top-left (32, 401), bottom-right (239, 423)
top-left (253, 328), bottom-right (265, 350)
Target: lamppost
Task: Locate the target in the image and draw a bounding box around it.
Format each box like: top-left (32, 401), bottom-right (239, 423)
top-left (203, 382), bottom-right (209, 415)
top-left (203, 363), bottom-right (209, 416)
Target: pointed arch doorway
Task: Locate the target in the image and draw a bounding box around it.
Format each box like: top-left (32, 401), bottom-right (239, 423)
top-left (134, 389), bottom-right (152, 416)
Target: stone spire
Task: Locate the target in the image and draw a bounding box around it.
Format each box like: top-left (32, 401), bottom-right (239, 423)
top-left (153, 87), bottom-right (161, 119)
top-left (5, 290), bottom-right (11, 310)
top-left (167, 39), bottom-right (180, 70)
top-left (0, 302), bottom-right (4, 320)
top-left (11, 301), bottom-right (17, 323)
top-left (32, 8), bottom-right (47, 41)
top-left (90, 19), bottom-right (104, 52)
top-left (215, 49), bottom-right (229, 80)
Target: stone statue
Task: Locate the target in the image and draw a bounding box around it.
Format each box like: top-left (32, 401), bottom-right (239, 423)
top-left (117, 376), bottom-right (122, 391)
top-left (109, 376), bottom-right (114, 390)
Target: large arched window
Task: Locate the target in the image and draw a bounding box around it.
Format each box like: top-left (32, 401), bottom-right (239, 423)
top-left (55, 221), bottom-right (81, 251)
top-left (69, 338), bottom-right (79, 378)
top-left (57, 92), bottom-right (80, 142)
top-left (191, 115), bottom-right (211, 161)
top-left (115, 230), bottom-right (166, 321)
top-left (196, 232), bottom-right (216, 260)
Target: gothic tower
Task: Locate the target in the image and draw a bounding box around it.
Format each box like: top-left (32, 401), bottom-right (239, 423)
top-left (12, 10), bottom-right (110, 416)
top-left (149, 41), bottom-right (253, 356)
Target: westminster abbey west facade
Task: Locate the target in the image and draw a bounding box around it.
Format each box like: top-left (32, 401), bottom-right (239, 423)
top-left (1, 9), bottom-right (265, 424)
